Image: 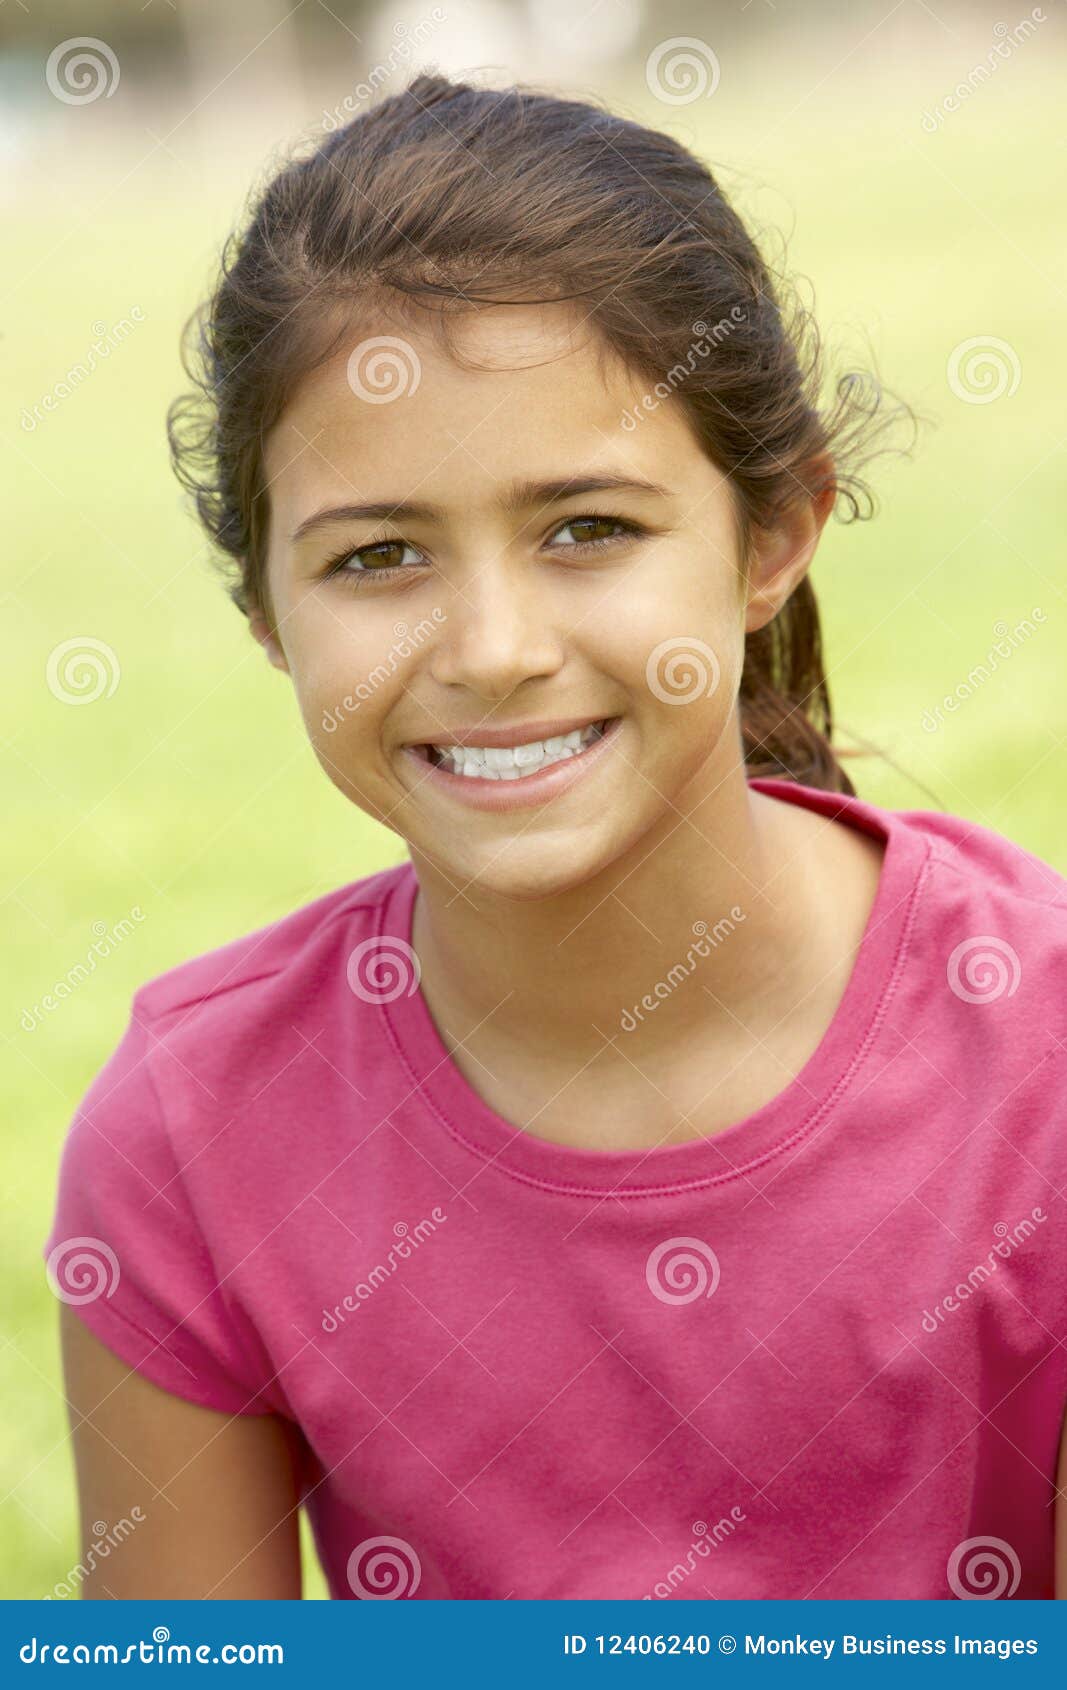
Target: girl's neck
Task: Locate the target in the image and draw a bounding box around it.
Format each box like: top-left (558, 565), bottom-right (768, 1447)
top-left (407, 757), bottom-right (882, 1068)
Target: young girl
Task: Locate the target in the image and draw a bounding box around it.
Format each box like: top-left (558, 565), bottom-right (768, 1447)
top-left (45, 70), bottom-right (1067, 1602)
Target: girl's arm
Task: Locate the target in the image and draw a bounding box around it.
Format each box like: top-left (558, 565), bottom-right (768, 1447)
top-left (59, 1303), bottom-right (304, 1598)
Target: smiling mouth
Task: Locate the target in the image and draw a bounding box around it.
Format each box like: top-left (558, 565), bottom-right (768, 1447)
top-left (409, 717), bottom-right (618, 780)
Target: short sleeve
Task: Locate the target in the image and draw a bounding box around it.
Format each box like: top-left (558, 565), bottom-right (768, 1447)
top-left (42, 998), bottom-right (282, 1416)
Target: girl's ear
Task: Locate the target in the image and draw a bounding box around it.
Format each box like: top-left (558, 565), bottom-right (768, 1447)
top-left (248, 609), bottom-right (290, 674)
top-left (743, 461), bottom-right (836, 635)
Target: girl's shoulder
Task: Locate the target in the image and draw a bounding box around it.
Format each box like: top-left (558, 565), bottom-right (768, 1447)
top-left (759, 775), bottom-right (1067, 1035)
top-left (134, 857), bottom-right (415, 1029)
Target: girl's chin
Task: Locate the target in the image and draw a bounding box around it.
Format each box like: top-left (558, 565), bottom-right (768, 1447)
top-left (423, 828), bottom-right (634, 903)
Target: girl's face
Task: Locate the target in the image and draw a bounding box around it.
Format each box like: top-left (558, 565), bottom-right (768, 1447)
top-left (257, 301), bottom-right (820, 899)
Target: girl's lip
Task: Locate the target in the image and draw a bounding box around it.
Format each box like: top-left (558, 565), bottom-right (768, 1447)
top-left (400, 716), bottom-right (624, 811)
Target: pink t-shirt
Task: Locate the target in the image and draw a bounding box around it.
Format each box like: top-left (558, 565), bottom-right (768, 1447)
top-left (43, 776), bottom-right (1067, 1600)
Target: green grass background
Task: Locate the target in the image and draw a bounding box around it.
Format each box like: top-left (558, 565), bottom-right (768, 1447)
top-left (3, 45), bottom-right (1064, 1599)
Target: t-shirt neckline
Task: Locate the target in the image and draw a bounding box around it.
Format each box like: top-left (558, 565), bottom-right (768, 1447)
top-left (379, 777), bottom-right (930, 1199)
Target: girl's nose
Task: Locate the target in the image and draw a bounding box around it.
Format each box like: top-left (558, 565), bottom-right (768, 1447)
top-left (428, 564), bottom-right (566, 701)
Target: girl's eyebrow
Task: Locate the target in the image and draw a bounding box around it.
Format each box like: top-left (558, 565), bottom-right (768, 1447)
top-left (289, 474), bottom-right (670, 543)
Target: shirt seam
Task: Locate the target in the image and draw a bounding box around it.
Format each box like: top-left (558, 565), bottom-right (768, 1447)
top-left (381, 838), bottom-right (933, 1199)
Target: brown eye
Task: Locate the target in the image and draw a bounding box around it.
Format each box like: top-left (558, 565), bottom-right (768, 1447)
top-left (322, 539), bottom-right (423, 583)
top-left (351, 541), bottom-right (411, 571)
top-left (550, 515), bottom-right (641, 552)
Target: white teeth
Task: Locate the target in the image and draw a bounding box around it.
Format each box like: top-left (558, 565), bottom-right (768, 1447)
top-left (429, 720), bottom-right (608, 779)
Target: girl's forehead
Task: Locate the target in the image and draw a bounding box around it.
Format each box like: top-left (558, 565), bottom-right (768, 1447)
top-left (264, 304), bottom-right (702, 515)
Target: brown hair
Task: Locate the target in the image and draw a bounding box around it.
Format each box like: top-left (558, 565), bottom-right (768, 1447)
top-left (168, 70), bottom-right (912, 796)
